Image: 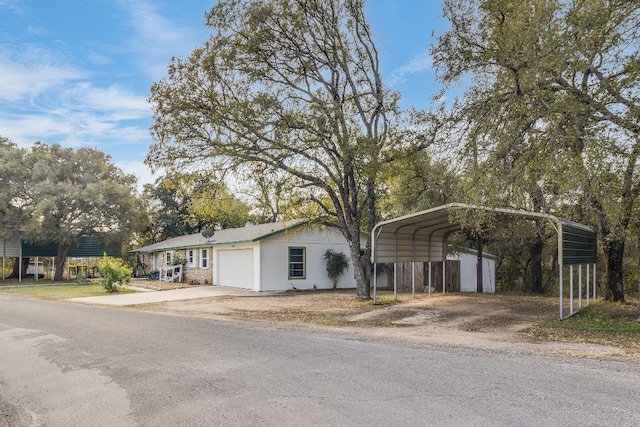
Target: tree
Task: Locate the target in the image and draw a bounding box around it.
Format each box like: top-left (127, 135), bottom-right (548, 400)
top-left (141, 172), bottom-right (250, 246)
top-left (141, 176), bottom-right (194, 243)
top-left (98, 255), bottom-right (132, 293)
top-left (18, 143), bottom-right (138, 280)
top-left (0, 137), bottom-right (27, 236)
top-left (431, 0), bottom-right (640, 300)
top-left (177, 172), bottom-right (250, 230)
top-left (147, 0), bottom-right (401, 299)
top-left (324, 249), bottom-right (349, 289)
top-left (379, 150), bottom-right (460, 218)
top-left (0, 137), bottom-right (29, 279)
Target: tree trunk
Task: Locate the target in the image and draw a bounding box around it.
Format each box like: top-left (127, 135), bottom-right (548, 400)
top-left (476, 234), bottom-right (483, 293)
top-left (8, 257), bottom-right (29, 279)
top-left (637, 237), bottom-right (640, 322)
top-left (530, 235), bottom-right (543, 293)
top-left (53, 242), bottom-right (71, 281)
top-left (604, 239), bottom-right (625, 301)
top-left (349, 237), bottom-right (370, 300)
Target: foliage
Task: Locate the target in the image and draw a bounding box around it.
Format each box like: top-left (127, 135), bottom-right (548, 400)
top-left (0, 141), bottom-right (139, 280)
top-left (147, 0), bottom-right (405, 299)
top-left (323, 249), bottom-right (349, 289)
top-left (379, 150), bottom-right (461, 219)
top-left (98, 255), bottom-right (132, 293)
top-left (0, 138), bottom-right (27, 237)
top-left (431, 0), bottom-right (640, 301)
top-left (140, 172), bottom-right (250, 246)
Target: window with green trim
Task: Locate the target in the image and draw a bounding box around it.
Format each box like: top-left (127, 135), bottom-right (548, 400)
top-left (288, 247), bottom-right (306, 279)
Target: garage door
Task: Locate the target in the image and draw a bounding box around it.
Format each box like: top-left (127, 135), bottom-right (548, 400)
top-left (218, 249), bottom-right (254, 289)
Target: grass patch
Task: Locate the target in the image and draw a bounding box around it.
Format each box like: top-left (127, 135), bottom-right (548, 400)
top-left (540, 301), bottom-right (640, 334)
top-left (0, 282), bottom-right (136, 300)
top-left (525, 301), bottom-right (640, 349)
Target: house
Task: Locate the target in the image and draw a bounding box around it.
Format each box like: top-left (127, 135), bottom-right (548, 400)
top-left (132, 219), bottom-right (358, 292)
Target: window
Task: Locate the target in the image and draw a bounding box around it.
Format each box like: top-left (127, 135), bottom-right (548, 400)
top-left (165, 251), bottom-right (174, 266)
top-left (187, 250), bottom-right (195, 268)
top-left (288, 247), bottom-right (305, 279)
top-left (200, 249), bottom-right (208, 269)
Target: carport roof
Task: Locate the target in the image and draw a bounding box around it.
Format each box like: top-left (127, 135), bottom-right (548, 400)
top-left (371, 203), bottom-right (596, 266)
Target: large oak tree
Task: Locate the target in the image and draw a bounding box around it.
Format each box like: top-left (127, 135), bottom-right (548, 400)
top-left (14, 142), bottom-right (138, 280)
top-left (431, 0), bottom-right (640, 300)
top-left (147, 0), bottom-right (401, 299)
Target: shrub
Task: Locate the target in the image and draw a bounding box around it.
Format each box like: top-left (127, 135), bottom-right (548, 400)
top-left (324, 249), bottom-right (349, 289)
top-left (98, 255), bottom-right (132, 293)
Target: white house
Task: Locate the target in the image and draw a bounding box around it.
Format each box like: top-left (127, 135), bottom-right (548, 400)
top-left (133, 219), bottom-right (358, 292)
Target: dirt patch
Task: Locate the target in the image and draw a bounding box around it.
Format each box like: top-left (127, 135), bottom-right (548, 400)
top-left (135, 289), bottom-right (640, 360)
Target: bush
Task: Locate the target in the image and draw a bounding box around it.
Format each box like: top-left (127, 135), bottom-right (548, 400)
top-left (324, 250), bottom-right (349, 289)
top-left (98, 255), bottom-right (132, 293)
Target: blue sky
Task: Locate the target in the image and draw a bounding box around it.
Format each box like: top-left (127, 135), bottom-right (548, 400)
top-left (0, 0), bottom-right (447, 189)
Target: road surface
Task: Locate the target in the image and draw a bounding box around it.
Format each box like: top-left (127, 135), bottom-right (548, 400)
top-left (1, 295), bottom-right (639, 426)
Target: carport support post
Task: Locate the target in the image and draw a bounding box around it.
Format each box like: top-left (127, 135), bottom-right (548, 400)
top-left (578, 265), bottom-right (582, 309)
top-left (586, 264), bottom-right (590, 306)
top-left (411, 239), bottom-right (416, 300)
top-left (442, 260), bottom-right (446, 294)
top-left (428, 262), bottom-right (432, 296)
top-left (393, 262), bottom-right (397, 301)
top-left (570, 266), bottom-right (574, 316)
top-left (593, 263), bottom-right (597, 302)
top-left (373, 262), bottom-right (377, 305)
top-left (559, 266), bottom-right (564, 320)
top-left (18, 242), bottom-right (22, 283)
top-left (411, 262), bottom-right (415, 299)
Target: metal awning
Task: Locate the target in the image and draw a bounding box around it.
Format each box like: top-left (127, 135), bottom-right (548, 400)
top-left (371, 203), bottom-right (598, 319)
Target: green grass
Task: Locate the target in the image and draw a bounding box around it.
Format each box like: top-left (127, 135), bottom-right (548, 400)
top-left (540, 302), bottom-right (640, 334)
top-left (0, 282), bottom-right (135, 300)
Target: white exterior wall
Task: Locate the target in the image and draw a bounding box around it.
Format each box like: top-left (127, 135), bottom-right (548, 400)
top-left (258, 227), bottom-right (356, 292)
top-left (453, 253), bottom-right (496, 293)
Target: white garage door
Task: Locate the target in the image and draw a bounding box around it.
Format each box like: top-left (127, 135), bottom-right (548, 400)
top-left (218, 249), bottom-right (254, 289)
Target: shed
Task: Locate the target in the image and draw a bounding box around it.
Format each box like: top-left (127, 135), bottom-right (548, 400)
top-left (133, 219), bottom-right (359, 292)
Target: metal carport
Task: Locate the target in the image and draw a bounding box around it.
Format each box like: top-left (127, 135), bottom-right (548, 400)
top-left (371, 203), bottom-right (598, 319)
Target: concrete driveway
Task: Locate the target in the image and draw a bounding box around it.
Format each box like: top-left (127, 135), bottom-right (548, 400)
top-left (69, 286), bottom-right (263, 306)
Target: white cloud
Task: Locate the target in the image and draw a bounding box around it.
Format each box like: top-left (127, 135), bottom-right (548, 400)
top-left (0, 0), bottom-right (24, 13)
top-left (117, 0), bottom-right (207, 80)
top-left (61, 83), bottom-right (150, 117)
top-left (389, 49), bottom-right (432, 87)
top-left (0, 46), bottom-right (85, 102)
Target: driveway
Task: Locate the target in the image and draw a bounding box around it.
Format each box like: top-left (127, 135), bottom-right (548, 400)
top-left (69, 285), bottom-right (263, 306)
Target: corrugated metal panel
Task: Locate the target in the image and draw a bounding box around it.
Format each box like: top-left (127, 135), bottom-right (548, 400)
top-left (560, 221), bottom-right (597, 265)
top-left (21, 235), bottom-right (121, 257)
top-left (0, 237), bottom-right (21, 257)
top-left (372, 203), bottom-right (597, 266)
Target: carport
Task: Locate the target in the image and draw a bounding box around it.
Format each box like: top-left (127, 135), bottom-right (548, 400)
top-left (371, 203), bottom-right (598, 319)
top-left (1, 235), bottom-right (120, 282)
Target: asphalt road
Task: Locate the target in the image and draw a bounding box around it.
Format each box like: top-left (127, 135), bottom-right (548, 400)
top-left (1, 295), bottom-right (639, 427)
